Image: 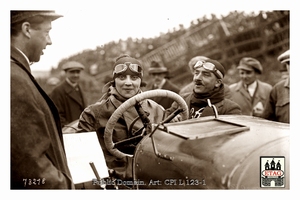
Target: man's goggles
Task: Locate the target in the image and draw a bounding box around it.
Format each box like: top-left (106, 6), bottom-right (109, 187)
top-left (194, 60), bottom-right (223, 79)
top-left (113, 62), bottom-right (143, 77)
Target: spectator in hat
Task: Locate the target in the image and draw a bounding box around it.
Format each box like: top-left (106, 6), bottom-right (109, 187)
top-left (262, 50), bottom-right (290, 123)
top-left (229, 57), bottom-right (272, 117)
top-left (10, 11), bottom-right (74, 189)
top-left (144, 61), bottom-right (180, 109)
top-left (179, 56), bottom-right (232, 100)
top-left (49, 61), bottom-right (88, 127)
top-left (78, 54), bottom-right (165, 182)
top-left (165, 59), bottom-right (241, 120)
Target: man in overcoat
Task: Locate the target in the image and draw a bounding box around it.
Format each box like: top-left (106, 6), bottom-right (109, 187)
top-left (49, 61), bottom-right (87, 127)
top-left (262, 50), bottom-right (290, 123)
top-left (229, 57), bottom-right (272, 117)
top-left (10, 11), bottom-right (74, 189)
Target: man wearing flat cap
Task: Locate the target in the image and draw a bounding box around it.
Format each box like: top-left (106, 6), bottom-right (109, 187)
top-left (262, 50), bottom-right (290, 123)
top-left (229, 57), bottom-right (272, 117)
top-left (165, 59), bottom-right (241, 120)
top-left (145, 61), bottom-right (180, 109)
top-left (49, 61), bottom-right (88, 127)
top-left (11, 11), bottom-right (74, 189)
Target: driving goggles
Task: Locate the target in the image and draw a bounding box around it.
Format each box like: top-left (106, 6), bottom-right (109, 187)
top-left (194, 60), bottom-right (223, 79)
top-left (113, 62), bottom-right (143, 77)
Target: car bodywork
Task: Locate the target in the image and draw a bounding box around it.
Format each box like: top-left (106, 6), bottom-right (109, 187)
top-left (133, 115), bottom-right (289, 189)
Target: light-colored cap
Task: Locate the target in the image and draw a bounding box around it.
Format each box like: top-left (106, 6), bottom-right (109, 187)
top-left (62, 61), bottom-right (85, 71)
top-left (11, 10), bottom-right (63, 24)
top-left (237, 57), bottom-right (263, 74)
top-left (277, 50), bottom-right (290, 64)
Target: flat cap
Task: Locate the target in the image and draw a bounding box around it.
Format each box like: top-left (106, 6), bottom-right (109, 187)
top-left (11, 10), bottom-right (63, 24)
top-left (237, 57), bottom-right (263, 74)
top-left (62, 61), bottom-right (85, 71)
top-left (277, 50), bottom-right (290, 64)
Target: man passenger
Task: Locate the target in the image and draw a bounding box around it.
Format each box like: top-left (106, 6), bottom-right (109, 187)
top-left (166, 58), bottom-right (241, 120)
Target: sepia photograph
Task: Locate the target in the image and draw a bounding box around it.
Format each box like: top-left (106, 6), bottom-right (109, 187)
top-left (4, 0), bottom-right (297, 198)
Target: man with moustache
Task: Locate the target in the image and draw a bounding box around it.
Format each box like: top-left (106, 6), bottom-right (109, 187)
top-left (179, 56), bottom-right (232, 100)
top-left (165, 58), bottom-right (241, 120)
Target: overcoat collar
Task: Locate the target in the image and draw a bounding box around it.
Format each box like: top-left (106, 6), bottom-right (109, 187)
top-left (233, 81), bottom-right (252, 101)
top-left (11, 45), bottom-right (65, 147)
top-left (233, 80), bottom-right (270, 101)
top-left (11, 46), bottom-right (31, 73)
top-left (61, 80), bottom-right (85, 106)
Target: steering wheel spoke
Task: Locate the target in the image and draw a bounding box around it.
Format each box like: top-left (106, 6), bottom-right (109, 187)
top-left (104, 90), bottom-right (189, 159)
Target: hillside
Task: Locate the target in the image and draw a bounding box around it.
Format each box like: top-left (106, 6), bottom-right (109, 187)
top-left (37, 10), bottom-right (289, 105)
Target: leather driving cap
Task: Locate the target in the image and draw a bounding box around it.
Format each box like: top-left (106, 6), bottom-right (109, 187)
top-left (11, 10), bottom-right (63, 24)
top-left (237, 57), bottom-right (263, 74)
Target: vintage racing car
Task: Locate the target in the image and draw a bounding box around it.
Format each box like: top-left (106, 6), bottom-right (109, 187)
top-left (62, 90), bottom-right (290, 189)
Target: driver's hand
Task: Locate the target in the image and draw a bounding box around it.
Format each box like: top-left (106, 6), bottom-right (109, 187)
top-left (171, 114), bottom-right (182, 122)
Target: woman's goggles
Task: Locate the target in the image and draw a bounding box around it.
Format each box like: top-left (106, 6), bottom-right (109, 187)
top-left (194, 60), bottom-right (223, 79)
top-left (113, 62), bottom-right (143, 77)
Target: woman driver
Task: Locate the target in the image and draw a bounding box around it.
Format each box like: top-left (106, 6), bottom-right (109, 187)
top-left (78, 54), bottom-right (165, 181)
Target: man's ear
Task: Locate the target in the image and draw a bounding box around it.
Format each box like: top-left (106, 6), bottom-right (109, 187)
top-left (215, 79), bottom-right (222, 88)
top-left (21, 22), bottom-right (31, 38)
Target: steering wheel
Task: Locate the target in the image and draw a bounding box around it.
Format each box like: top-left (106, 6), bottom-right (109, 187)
top-left (104, 89), bottom-right (189, 159)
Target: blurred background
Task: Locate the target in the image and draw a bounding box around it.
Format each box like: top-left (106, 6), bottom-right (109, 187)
top-left (33, 10), bottom-right (289, 105)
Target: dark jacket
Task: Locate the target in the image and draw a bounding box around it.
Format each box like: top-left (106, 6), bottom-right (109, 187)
top-left (78, 92), bottom-right (165, 180)
top-left (49, 80), bottom-right (87, 127)
top-left (11, 46), bottom-right (74, 189)
top-left (166, 92), bottom-right (241, 119)
top-left (261, 79), bottom-right (289, 123)
top-left (145, 79), bottom-right (180, 109)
